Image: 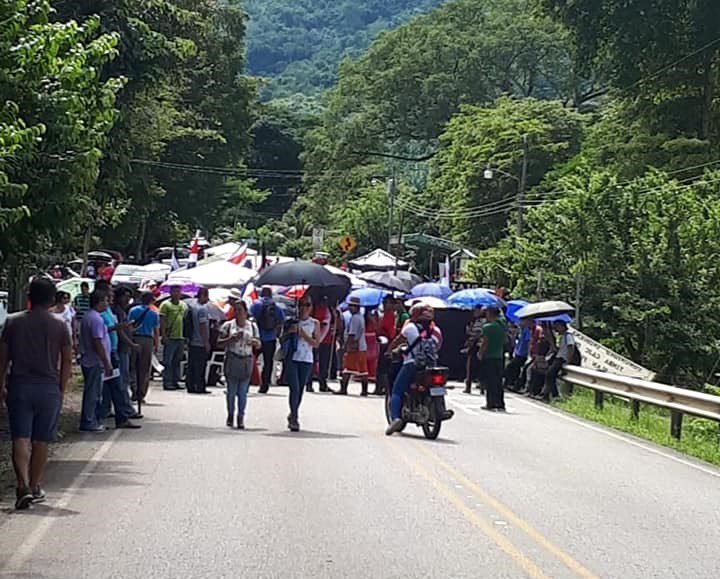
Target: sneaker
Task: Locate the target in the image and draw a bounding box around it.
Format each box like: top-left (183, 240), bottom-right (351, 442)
top-left (226, 415), bottom-right (233, 428)
top-left (129, 412), bottom-right (144, 420)
top-left (15, 487), bottom-right (33, 510)
top-left (385, 418), bottom-right (405, 436)
top-left (237, 416), bottom-right (245, 430)
top-left (305, 385), bottom-right (315, 393)
top-left (117, 421), bottom-right (142, 429)
top-left (32, 486), bottom-right (46, 504)
top-left (80, 425), bottom-right (106, 433)
top-left (288, 416), bottom-right (300, 432)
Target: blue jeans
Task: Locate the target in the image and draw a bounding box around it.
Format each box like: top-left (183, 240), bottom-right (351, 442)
top-left (391, 362), bottom-right (416, 420)
top-left (163, 339), bottom-right (185, 388)
top-left (286, 359), bottom-right (312, 420)
top-left (80, 365), bottom-right (103, 430)
top-left (226, 377), bottom-right (251, 418)
top-left (98, 353), bottom-right (136, 425)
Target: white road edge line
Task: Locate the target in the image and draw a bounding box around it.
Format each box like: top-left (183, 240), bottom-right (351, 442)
top-left (1, 429), bottom-right (123, 573)
top-left (511, 396), bottom-right (720, 479)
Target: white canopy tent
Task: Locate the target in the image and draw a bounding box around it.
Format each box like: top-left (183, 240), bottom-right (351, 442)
top-left (348, 248), bottom-right (408, 271)
top-left (167, 260), bottom-right (255, 288)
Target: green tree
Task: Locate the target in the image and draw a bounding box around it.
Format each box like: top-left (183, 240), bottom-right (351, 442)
top-left (425, 97), bottom-right (585, 248)
top-left (0, 1), bottom-right (120, 304)
top-left (542, 0), bottom-right (720, 140)
top-left (471, 168), bottom-right (720, 386)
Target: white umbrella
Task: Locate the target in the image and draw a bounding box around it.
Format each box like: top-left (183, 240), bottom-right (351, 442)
top-left (516, 301), bottom-right (575, 320)
top-left (167, 260), bottom-right (255, 288)
top-left (404, 296), bottom-right (449, 309)
top-left (325, 264), bottom-right (368, 288)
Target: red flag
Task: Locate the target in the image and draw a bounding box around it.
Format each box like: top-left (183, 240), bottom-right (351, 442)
top-left (227, 243), bottom-right (248, 265)
top-left (188, 232), bottom-right (200, 268)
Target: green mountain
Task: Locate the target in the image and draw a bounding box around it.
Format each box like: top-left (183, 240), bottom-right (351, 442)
top-left (244, 0), bottom-right (445, 98)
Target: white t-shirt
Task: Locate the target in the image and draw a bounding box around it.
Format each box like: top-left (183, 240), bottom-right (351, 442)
top-left (53, 307), bottom-right (75, 339)
top-left (293, 317), bottom-right (317, 363)
top-left (220, 319), bottom-right (258, 357)
top-left (401, 322), bottom-right (442, 365)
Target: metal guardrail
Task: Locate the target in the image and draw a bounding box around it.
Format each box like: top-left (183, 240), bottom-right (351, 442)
top-left (562, 366), bottom-right (720, 439)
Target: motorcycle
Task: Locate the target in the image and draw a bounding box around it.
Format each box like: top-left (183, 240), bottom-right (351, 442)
top-left (384, 366), bottom-right (454, 440)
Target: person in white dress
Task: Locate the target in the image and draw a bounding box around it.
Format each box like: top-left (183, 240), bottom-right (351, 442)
top-left (51, 291), bottom-right (76, 354)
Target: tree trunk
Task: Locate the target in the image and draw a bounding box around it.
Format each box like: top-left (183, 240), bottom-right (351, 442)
top-left (701, 52), bottom-right (715, 141)
top-left (7, 260), bottom-right (28, 313)
top-left (136, 217), bottom-right (147, 262)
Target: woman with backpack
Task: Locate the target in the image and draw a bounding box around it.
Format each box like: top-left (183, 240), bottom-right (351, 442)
top-left (385, 304), bottom-right (442, 435)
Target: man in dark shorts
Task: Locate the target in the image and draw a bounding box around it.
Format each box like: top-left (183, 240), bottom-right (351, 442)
top-left (0, 278), bottom-right (73, 509)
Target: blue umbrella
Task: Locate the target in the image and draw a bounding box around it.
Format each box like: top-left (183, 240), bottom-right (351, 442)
top-left (447, 288), bottom-right (503, 310)
top-left (344, 287), bottom-right (388, 308)
top-left (409, 282), bottom-right (453, 300)
top-left (506, 300), bottom-right (530, 324)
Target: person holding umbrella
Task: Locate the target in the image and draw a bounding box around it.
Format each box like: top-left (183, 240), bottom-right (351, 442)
top-left (284, 296), bottom-right (321, 432)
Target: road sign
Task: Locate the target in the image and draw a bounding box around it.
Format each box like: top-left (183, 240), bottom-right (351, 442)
top-left (338, 235), bottom-right (357, 254)
top-left (312, 228), bottom-right (324, 250)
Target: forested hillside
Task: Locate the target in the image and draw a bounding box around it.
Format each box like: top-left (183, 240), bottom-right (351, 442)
top-left (244, 0), bottom-right (444, 97)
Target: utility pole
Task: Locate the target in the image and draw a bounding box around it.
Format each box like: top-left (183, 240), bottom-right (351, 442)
top-left (386, 168), bottom-right (396, 252)
top-left (575, 273), bottom-right (583, 329)
top-left (517, 134), bottom-right (529, 237)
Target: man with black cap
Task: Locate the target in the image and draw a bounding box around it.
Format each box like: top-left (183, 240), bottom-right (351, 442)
top-left (478, 306), bottom-right (506, 411)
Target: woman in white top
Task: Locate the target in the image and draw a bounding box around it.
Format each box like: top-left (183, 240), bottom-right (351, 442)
top-left (284, 296), bottom-right (320, 432)
top-left (218, 300), bottom-right (260, 429)
top-left (51, 291), bottom-right (76, 353)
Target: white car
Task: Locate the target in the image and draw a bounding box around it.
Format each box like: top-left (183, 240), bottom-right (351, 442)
top-left (128, 263), bottom-right (171, 286)
top-left (111, 264), bottom-right (142, 287)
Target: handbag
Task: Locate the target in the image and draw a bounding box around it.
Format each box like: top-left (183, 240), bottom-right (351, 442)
top-left (224, 351), bottom-right (252, 383)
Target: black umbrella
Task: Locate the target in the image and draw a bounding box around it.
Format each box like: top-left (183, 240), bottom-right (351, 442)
top-left (358, 270), bottom-right (412, 293)
top-left (254, 261), bottom-right (350, 304)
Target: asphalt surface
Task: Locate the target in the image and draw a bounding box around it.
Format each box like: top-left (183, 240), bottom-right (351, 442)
top-left (1, 381), bottom-right (720, 578)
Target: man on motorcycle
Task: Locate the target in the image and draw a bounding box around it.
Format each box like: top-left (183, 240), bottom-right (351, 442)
top-left (385, 304), bottom-right (443, 435)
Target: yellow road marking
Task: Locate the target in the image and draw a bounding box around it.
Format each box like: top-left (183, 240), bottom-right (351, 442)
top-left (386, 438), bottom-right (551, 579)
top-left (413, 443), bottom-right (599, 579)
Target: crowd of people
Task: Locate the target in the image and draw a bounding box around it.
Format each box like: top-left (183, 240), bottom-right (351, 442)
top-left (0, 272), bottom-right (578, 510)
top-left (462, 306), bottom-right (578, 408)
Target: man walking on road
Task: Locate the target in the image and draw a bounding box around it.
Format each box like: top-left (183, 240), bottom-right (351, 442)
top-left (186, 287), bottom-right (211, 394)
top-left (479, 306), bottom-right (506, 411)
top-left (160, 285), bottom-right (187, 391)
top-left (336, 296), bottom-right (369, 396)
top-left (0, 278), bottom-right (72, 509)
top-left (251, 286), bottom-right (284, 393)
top-left (128, 292), bottom-right (159, 403)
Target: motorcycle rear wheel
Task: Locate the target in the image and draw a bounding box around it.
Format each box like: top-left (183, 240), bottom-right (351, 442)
top-left (384, 390), bottom-right (406, 432)
top-left (421, 398), bottom-right (443, 440)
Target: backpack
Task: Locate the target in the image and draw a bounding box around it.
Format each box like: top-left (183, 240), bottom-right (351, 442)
top-left (408, 323), bottom-right (439, 370)
top-left (182, 306), bottom-right (194, 340)
top-left (258, 301), bottom-right (279, 332)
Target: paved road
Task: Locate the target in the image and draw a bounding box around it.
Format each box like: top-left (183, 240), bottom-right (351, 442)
top-left (1, 382), bottom-right (720, 578)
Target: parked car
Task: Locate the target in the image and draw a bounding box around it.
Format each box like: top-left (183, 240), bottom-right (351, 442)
top-left (129, 263), bottom-right (171, 286)
top-left (111, 264), bottom-right (142, 288)
top-left (56, 278), bottom-right (96, 300)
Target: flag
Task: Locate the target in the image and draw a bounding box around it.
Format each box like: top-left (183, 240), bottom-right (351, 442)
top-left (441, 255), bottom-right (451, 288)
top-left (227, 242), bottom-right (248, 265)
top-left (170, 248), bottom-right (181, 272)
top-left (188, 231), bottom-right (200, 269)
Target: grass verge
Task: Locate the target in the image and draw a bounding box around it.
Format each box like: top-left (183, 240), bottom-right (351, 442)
top-left (554, 383), bottom-right (720, 467)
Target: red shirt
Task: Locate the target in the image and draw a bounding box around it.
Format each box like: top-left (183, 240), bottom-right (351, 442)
top-left (378, 311), bottom-right (397, 340)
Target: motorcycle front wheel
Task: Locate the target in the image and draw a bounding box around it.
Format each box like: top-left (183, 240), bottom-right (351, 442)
top-left (384, 390), bottom-right (406, 432)
top-left (421, 398), bottom-right (444, 440)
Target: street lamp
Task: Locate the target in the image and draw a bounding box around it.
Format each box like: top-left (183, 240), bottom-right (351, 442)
top-left (481, 135), bottom-right (529, 236)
